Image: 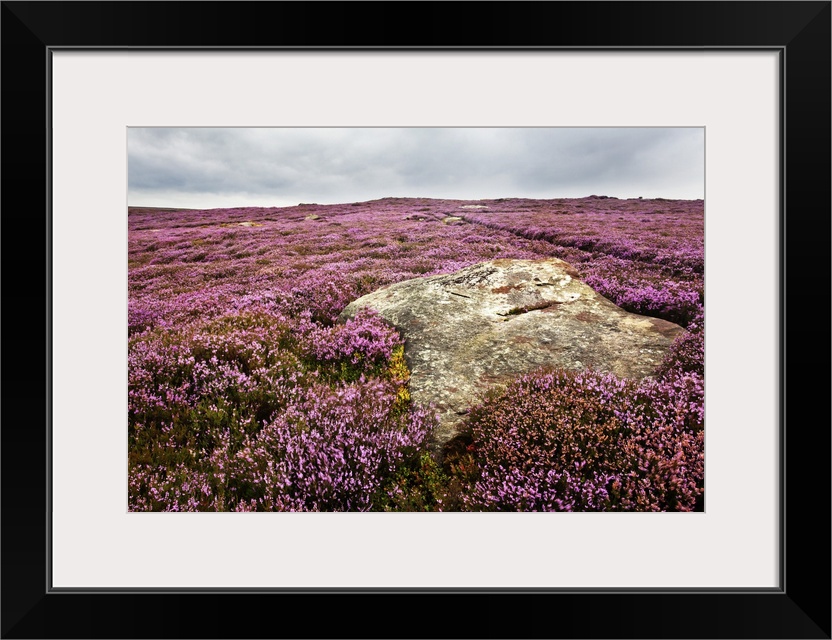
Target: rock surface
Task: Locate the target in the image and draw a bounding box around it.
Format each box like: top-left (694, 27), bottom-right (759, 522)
top-left (339, 258), bottom-right (686, 454)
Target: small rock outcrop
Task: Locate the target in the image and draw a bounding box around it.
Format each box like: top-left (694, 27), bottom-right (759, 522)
top-left (339, 258), bottom-right (686, 454)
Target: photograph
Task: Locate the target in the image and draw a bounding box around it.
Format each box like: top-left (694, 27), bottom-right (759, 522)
top-left (2, 0), bottom-right (828, 637)
top-left (127, 127), bottom-right (705, 513)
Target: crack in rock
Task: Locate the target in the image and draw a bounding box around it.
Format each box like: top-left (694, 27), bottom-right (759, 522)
top-left (496, 300), bottom-right (564, 317)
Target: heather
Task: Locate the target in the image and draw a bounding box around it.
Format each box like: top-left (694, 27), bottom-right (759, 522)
top-left (128, 308), bottom-right (435, 511)
top-left (460, 197), bottom-right (704, 326)
top-left (128, 196), bottom-right (704, 511)
top-left (461, 324), bottom-right (705, 512)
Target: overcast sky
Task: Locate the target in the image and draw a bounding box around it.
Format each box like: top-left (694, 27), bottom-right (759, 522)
top-left (128, 128), bottom-right (704, 209)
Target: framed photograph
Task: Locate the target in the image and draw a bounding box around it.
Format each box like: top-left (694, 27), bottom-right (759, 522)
top-left (2, 2), bottom-right (829, 638)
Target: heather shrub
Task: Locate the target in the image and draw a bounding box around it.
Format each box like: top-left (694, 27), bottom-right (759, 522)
top-left (224, 378), bottom-right (437, 512)
top-left (128, 299), bottom-right (161, 336)
top-left (128, 312), bottom-right (311, 507)
top-left (652, 309), bottom-right (705, 430)
top-left (656, 308), bottom-right (704, 377)
top-left (293, 308), bottom-right (401, 382)
top-left (582, 273), bottom-right (702, 328)
top-left (128, 308), bottom-right (438, 511)
top-left (462, 367), bottom-right (704, 512)
top-left (280, 271), bottom-right (365, 325)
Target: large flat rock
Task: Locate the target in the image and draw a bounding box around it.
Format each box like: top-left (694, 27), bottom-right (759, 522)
top-left (339, 258), bottom-right (686, 454)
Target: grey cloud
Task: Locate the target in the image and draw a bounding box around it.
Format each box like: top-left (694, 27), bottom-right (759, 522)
top-left (128, 127), bottom-right (704, 208)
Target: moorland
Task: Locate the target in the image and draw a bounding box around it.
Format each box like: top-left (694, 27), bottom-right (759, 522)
top-left (128, 196), bottom-right (704, 512)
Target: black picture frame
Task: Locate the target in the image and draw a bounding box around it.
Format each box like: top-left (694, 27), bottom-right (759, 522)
top-left (2, 2), bottom-right (829, 638)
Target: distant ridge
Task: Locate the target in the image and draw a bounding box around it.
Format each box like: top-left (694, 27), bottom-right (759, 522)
top-left (128, 206), bottom-right (198, 214)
